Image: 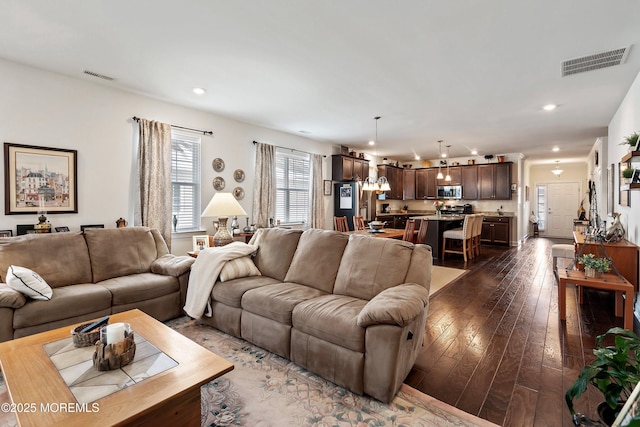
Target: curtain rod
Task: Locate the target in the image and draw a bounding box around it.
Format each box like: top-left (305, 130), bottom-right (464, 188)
top-left (132, 116), bottom-right (213, 136)
top-left (252, 141), bottom-right (326, 158)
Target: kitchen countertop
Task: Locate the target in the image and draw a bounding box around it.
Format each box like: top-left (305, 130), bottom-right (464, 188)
top-left (379, 211), bottom-right (514, 218)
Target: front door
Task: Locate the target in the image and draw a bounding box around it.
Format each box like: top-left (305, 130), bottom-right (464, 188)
top-left (546, 182), bottom-right (581, 238)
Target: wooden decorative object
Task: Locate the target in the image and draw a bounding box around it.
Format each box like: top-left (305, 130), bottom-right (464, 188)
top-left (71, 323), bottom-right (101, 348)
top-left (93, 331), bottom-right (136, 371)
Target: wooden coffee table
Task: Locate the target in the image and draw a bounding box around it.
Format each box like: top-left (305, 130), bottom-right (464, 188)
top-left (0, 309), bottom-right (233, 426)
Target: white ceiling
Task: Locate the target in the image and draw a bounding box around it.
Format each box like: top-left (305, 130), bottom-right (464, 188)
top-left (1, 0), bottom-right (639, 163)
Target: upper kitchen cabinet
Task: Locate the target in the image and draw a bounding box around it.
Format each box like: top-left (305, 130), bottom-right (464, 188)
top-left (461, 165), bottom-right (478, 200)
top-left (478, 163), bottom-right (512, 200)
top-left (436, 166), bottom-right (461, 186)
top-left (332, 155), bottom-right (369, 181)
top-left (377, 164), bottom-right (403, 199)
top-left (416, 168), bottom-right (437, 199)
top-left (403, 169), bottom-right (416, 200)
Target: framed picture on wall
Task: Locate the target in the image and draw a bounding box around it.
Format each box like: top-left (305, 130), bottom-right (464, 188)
top-left (323, 180), bottom-right (332, 196)
top-left (4, 143), bottom-right (78, 215)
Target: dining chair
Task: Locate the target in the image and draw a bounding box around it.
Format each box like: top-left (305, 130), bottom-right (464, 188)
top-left (402, 219), bottom-right (417, 243)
top-left (353, 216), bottom-right (366, 231)
top-left (334, 216), bottom-right (349, 232)
top-left (442, 215), bottom-right (474, 262)
top-left (415, 219), bottom-right (428, 244)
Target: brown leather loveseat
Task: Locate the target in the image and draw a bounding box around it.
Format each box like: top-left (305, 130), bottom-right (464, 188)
top-left (0, 227), bottom-right (194, 342)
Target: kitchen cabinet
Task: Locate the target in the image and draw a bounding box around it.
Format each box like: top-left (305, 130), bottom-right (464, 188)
top-left (377, 165), bottom-right (403, 199)
top-left (416, 168), bottom-right (437, 199)
top-left (461, 165), bottom-right (478, 200)
top-left (481, 216), bottom-right (510, 245)
top-left (478, 163), bottom-right (512, 200)
top-left (332, 155), bottom-right (369, 181)
top-left (436, 166), bottom-right (461, 186)
top-left (403, 169), bottom-right (416, 200)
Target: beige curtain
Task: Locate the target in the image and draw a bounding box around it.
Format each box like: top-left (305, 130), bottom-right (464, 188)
top-left (310, 154), bottom-right (325, 229)
top-left (137, 119), bottom-right (172, 248)
top-left (252, 142), bottom-right (275, 228)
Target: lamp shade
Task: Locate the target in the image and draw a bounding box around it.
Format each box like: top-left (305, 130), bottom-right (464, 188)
top-left (201, 193), bottom-right (247, 218)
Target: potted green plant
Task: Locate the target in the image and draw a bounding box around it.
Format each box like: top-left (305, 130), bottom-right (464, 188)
top-left (578, 253), bottom-right (612, 278)
top-left (623, 167), bottom-right (635, 184)
top-left (621, 132), bottom-right (639, 150)
top-left (566, 327), bottom-right (640, 425)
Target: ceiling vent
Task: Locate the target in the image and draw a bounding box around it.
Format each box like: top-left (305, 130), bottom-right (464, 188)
top-left (83, 70), bottom-right (116, 81)
top-left (561, 46), bottom-right (630, 77)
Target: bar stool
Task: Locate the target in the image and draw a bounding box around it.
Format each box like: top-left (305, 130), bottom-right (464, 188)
top-left (442, 215), bottom-right (474, 262)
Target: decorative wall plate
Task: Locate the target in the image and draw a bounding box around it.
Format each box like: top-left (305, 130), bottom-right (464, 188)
top-left (213, 176), bottom-right (225, 190)
top-left (212, 158), bottom-right (225, 172)
top-left (234, 169), bottom-right (245, 182)
top-left (233, 187), bottom-right (244, 200)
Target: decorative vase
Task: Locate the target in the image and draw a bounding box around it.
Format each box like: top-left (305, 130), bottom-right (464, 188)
top-left (585, 267), bottom-right (597, 278)
top-left (172, 214), bottom-right (178, 231)
top-left (436, 209), bottom-right (441, 218)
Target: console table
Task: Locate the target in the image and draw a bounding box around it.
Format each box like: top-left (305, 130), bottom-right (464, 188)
top-left (558, 269), bottom-right (634, 329)
top-left (573, 232), bottom-right (639, 290)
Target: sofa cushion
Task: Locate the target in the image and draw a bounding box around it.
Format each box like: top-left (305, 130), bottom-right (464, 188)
top-left (6, 265), bottom-right (52, 300)
top-left (84, 227), bottom-right (159, 283)
top-left (212, 276), bottom-right (280, 308)
top-left (0, 232), bottom-right (92, 288)
top-left (292, 294), bottom-right (367, 353)
top-left (242, 282), bottom-right (327, 324)
top-left (251, 228), bottom-right (303, 281)
top-left (333, 235), bottom-right (414, 301)
top-left (13, 283), bottom-right (112, 329)
top-left (284, 229), bottom-right (349, 293)
top-left (219, 256), bottom-right (261, 282)
top-left (98, 273), bottom-right (179, 305)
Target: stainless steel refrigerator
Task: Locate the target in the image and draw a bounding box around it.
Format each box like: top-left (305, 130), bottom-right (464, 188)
top-left (334, 181), bottom-right (361, 231)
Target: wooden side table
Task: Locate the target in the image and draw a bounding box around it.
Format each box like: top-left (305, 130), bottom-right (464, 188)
top-left (558, 269), bottom-right (634, 329)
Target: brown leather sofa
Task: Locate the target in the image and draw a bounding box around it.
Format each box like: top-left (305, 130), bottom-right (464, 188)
top-left (0, 227), bottom-right (194, 342)
top-left (198, 227), bottom-right (432, 402)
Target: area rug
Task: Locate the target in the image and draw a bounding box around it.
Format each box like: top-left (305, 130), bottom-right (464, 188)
top-left (430, 265), bottom-right (467, 297)
top-left (0, 316), bottom-right (495, 427)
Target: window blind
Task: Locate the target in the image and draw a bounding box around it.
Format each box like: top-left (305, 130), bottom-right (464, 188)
top-left (171, 132), bottom-right (201, 231)
top-left (275, 149), bottom-right (310, 224)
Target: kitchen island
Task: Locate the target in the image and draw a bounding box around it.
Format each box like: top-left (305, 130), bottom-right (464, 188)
top-left (411, 215), bottom-right (465, 259)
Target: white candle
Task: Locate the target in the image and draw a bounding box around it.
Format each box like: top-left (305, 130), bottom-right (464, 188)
top-left (105, 323), bottom-right (125, 345)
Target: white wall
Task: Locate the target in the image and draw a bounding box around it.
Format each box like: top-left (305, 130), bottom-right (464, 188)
top-left (608, 71), bottom-right (640, 313)
top-left (0, 58), bottom-right (335, 254)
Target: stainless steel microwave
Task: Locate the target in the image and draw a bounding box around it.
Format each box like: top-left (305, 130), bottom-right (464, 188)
top-left (437, 185), bottom-right (462, 199)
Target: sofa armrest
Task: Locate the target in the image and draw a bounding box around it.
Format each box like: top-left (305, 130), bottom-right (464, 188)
top-left (151, 254), bottom-right (195, 277)
top-left (356, 283), bottom-right (429, 328)
top-left (0, 284), bottom-right (27, 309)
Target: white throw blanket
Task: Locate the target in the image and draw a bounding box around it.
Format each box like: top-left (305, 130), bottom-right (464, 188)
top-left (184, 242), bottom-right (258, 319)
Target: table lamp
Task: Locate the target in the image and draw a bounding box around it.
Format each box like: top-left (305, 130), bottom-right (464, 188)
top-left (201, 193), bottom-right (247, 246)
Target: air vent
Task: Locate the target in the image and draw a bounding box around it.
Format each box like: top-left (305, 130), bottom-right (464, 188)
top-left (562, 46), bottom-right (630, 77)
top-left (83, 70), bottom-right (116, 81)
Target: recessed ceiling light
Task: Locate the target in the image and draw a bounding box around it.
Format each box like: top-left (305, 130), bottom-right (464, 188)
top-left (192, 87), bottom-right (206, 95)
top-left (543, 104), bottom-right (557, 111)
top-left (471, 149), bottom-right (478, 155)
top-left (368, 140), bottom-right (375, 146)
top-left (552, 147), bottom-right (560, 152)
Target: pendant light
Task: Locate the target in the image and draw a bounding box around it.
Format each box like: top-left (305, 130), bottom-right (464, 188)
top-left (552, 160), bottom-right (564, 177)
top-left (445, 145), bottom-right (452, 181)
top-left (436, 140), bottom-right (444, 180)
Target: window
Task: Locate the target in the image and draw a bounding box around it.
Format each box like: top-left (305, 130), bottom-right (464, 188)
top-left (536, 185), bottom-right (546, 231)
top-left (275, 148), bottom-right (310, 224)
top-left (171, 131), bottom-right (201, 232)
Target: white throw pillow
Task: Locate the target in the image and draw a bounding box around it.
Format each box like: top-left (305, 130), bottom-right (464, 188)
top-left (219, 257), bottom-right (261, 282)
top-left (6, 265), bottom-right (52, 301)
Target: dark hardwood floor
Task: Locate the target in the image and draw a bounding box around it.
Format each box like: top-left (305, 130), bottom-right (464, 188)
top-left (405, 237), bottom-right (628, 426)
